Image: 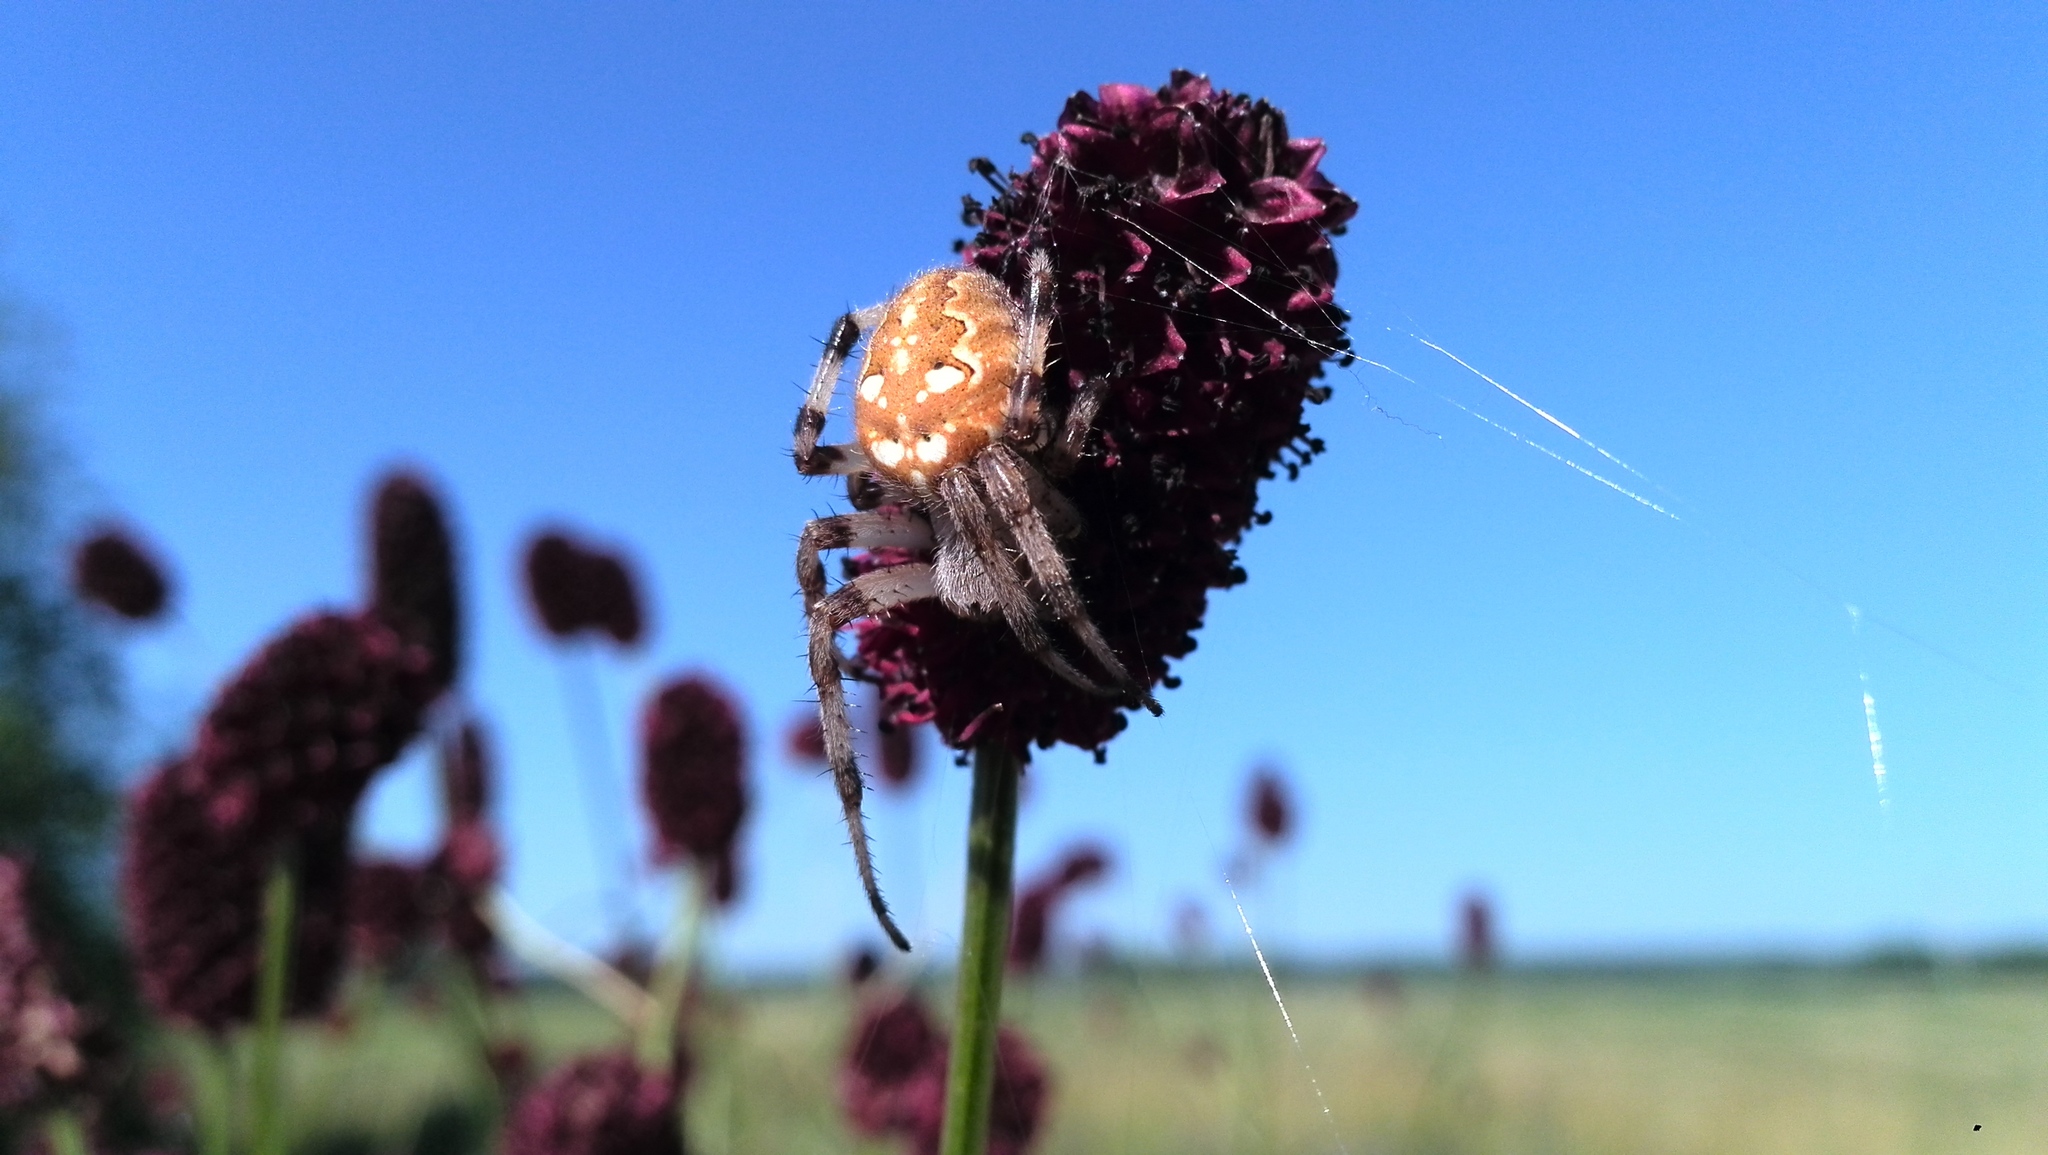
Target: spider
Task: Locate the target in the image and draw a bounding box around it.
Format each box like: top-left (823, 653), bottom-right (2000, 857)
top-left (794, 250), bottom-right (1161, 951)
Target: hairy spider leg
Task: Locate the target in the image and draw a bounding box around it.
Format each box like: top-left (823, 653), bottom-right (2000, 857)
top-left (1002, 250), bottom-right (1057, 445)
top-left (979, 444), bottom-right (1161, 714)
top-left (796, 508), bottom-right (935, 614)
top-left (806, 561), bottom-right (938, 953)
top-left (934, 469), bottom-right (1124, 700)
top-left (794, 305), bottom-right (887, 478)
top-left (1043, 374), bottom-right (1110, 479)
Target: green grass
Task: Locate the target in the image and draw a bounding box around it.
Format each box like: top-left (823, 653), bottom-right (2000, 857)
top-left (222, 966), bottom-right (2048, 1154)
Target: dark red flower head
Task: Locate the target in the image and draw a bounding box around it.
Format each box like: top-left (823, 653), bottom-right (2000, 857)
top-left (851, 72), bottom-right (1353, 758)
top-left (121, 611), bottom-right (438, 1029)
top-left (523, 530), bottom-right (646, 647)
top-left (1248, 768), bottom-right (1292, 844)
top-left (985, 1028), bottom-right (1051, 1155)
top-left (70, 527), bottom-right (171, 622)
top-left (368, 471), bottom-right (461, 691)
top-left (640, 676), bottom-right (749, 885)
top-left (839, 992), bottom-right (1050, 1155)
top-left (840, 993), bottom-right (943, 1137)
top-left (0, 856), bottom-right (83, 1111)
top-left (1009, 844), bottom-right (1113, 974)
top-left (501, 1051), bottom-right (681, 1155)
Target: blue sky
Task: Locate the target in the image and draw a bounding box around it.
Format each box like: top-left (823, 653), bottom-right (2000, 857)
top-left (1, 2), bottom-right (2042, 972)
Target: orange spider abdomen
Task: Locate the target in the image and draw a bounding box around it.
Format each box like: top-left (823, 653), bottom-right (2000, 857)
top-left (852, 267), bottom-right (1021, 490)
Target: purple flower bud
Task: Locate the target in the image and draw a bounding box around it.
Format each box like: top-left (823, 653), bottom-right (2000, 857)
top-left (639, 676), bottom-right (749, 885)
top-left (852, 72), bottom-right (1353, 758)
top-left (0, 856), bottom-right (83, 1110)
top-left (522, 530), bottom-right (646, 647)
top-left (1009, 845), bottom-right (1112, 974)
top-left (368, 471), bottom-right (461, 691)
top-left (840, 993), bottom-right (1052, 1155)
top-left (70, 527), bottom-right (171, 622)
top-left (121, 612), bottom-right (437, 1028)
top-left (839, 994), bottom-right (944, 1141)
top-left (1248, 769), bottom-right (1292, 844)
top-left (501, 1052), bottom-right (681, 1155)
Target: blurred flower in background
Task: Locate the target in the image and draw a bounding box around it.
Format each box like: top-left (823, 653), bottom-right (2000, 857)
top-left (783, 691), bottom-right (926, 792)
top-left (839, 989), bottom-right (1050, 1155)
top-left (347, 719), bottom-right (504, 979)
top-left (502, 1050), bottom-right (682, 1155)
top-left (122, 612), bottom-right (438, 1028)
top-left (69, 527), bottom-right (171, 623)
top-left (1460, 889), bottom-right (1498, 972)
top-left (1009, 845), bottom-right (1111, 975)
top-left (1248, 768), bottom-right (1292, 846)
top-left (639, 675), bottom-right (749, 906)
top-left (0, 855), bottom-right (83, 1110)
top-left (522, 529), bottom-right (646, 648)
top-left (367, 470), bottom-right (462, 694)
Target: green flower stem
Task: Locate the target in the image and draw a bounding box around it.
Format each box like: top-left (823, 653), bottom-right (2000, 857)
top-left (640, 862), bottom-right (709, 1069)
top-left (43, 1109), bottom-right (88, 1155)
top-left (249, 858), bottom-right (296, 1155)
top-left (938, 742), bottom-right (1021, 1155)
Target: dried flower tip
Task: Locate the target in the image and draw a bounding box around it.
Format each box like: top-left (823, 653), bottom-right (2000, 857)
top-left (369, 470), bottom-right (462, 691)
top-left (522, 529), bottom-right (646, 647)
top-left (640, 675), bottom-right (749, 874)
top-left (71, 527), bottom-right (170, 622)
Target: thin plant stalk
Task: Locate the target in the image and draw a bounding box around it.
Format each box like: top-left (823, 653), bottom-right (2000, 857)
top-left (639, 864), bottom-right (709, 1069)
top-left (554, 644), bottom-right (640, 941)
top-left (42, 1109), bottom-right (88, 1155)
top-left (937, 742), bottom-right (1021, 1155)
top-left (167, 1031), bottom-right (236, 1155)
top-left (639, 864), bottom-right (710, 1150)
top-left (249, 858), bottom-right (296, 1155)
top-left (435, 958), bottom-right (504, 1111)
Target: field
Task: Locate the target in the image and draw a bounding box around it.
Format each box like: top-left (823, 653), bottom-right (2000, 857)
top-left (238, 965), bottom-right (2048, 1155)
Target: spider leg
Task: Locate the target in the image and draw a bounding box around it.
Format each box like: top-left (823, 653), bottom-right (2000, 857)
top-left (1002, 250), bottom-right (1057, 446)
top-left (808, 563), bottom-right (936, 953)
top-left (979, 444), bottom-right (1162, 715)
top-left (935, 468), bottom-right (1124, 699)
top-left (794, 304), bottom-right (887, 477)
top-left (1042, 373), bottom-right (1111, 479)
top-left (797, 508), bottom-right (934, 614)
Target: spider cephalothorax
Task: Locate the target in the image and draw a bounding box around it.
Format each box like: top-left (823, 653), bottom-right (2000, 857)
top-left (794, 251), bottom-right (1158, 950)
